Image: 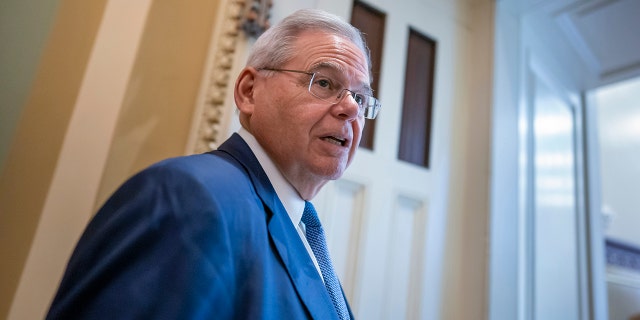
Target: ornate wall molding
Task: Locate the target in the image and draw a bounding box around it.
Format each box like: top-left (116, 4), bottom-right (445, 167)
top-left (242, 0), bottom-right (273, 37)
top-left (192, 0), bottom-right (244, 154)
top-left (191, 0), bottom-right (272, 154)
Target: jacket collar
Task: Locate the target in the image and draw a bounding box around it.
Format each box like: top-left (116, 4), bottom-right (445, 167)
top-left (217, 133), bottom-right (339, 320)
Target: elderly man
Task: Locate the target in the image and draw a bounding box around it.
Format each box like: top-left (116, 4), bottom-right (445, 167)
top-left (47, 8), bottom-right (380, 320)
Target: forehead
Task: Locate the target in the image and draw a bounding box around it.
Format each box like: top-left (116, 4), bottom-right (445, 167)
top-left (290, 31), bottom-right (370, 86)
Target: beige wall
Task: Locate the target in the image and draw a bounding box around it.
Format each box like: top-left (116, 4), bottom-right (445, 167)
top-left (0, 0), bottom-right (108, 317)
top-left (440, 1), bottom-right (494, 319)
top-left (1, 0), bottom-right (220, 318)
top-left (95, 0), bottom-right (221, 209)
top-left (0, 0), bottom-right (61, 169)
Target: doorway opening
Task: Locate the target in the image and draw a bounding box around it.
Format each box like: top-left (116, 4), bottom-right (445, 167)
top-left (592, 75), bottom-right (640, 320)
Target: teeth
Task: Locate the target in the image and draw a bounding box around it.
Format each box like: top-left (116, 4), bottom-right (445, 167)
top-left (322, 136), bottom-right (345, 146)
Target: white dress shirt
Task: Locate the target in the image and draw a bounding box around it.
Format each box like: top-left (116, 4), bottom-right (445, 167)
top-left (237, 128), bottom-right (324, 281)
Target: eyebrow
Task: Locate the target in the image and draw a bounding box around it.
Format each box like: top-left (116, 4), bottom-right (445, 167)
top-left (309, 62), bottom-right (373, 94)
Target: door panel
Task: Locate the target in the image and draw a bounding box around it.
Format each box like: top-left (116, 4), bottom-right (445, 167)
top-left (315, 0), bottom-right (465, 318)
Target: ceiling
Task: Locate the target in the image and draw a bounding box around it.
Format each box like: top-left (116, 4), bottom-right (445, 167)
top-left (524, 0), bottom-right (640, 89)
top-left (553, 0), bottom-right (640, 87)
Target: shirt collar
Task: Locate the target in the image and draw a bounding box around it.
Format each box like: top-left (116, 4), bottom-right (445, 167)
top-left (237, 128), bottom-right (306, 225)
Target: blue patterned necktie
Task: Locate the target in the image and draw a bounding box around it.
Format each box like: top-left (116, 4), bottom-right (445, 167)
top-left (302, 201), bottom-right (350, 320)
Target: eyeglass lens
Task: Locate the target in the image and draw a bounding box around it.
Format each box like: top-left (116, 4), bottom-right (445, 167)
top-left (308, 73), bottom-right (380, 119)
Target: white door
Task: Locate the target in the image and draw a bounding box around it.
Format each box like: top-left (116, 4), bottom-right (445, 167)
top-left (311, 1), bottom-right (468, 319)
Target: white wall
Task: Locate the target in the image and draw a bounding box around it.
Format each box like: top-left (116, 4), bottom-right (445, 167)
top-left (595, 76), bottom-right (640, 247)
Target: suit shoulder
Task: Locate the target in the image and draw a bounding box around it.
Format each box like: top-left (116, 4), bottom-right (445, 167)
top-left (108, 151), bottom-right (255, 208)
top-left (138, 152), bottom-right (246, 185)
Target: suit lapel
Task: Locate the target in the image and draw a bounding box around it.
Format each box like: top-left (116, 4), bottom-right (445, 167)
top-left (217, 134), bottom-right (338, 320)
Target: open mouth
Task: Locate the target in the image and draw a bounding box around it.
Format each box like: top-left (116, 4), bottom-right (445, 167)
top-left (322, 136), bottom-right (347, 147)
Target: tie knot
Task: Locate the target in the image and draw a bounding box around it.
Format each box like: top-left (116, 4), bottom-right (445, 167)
top-left (302, 201), bottom-right (321, 227)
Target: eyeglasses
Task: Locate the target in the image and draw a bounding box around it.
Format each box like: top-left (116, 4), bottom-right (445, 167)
top-left (259, 68), bottom-right (381, 120)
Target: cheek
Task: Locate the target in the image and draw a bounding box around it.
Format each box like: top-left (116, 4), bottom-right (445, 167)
top-left (254, 91), bottom-right (298, 131)
top-left (353, 119), bottom-right (365, 142)
top-left (348, 119), bottom-right (365, 158)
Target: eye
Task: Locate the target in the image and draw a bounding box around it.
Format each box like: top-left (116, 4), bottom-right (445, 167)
top-left (353, 93), bottom-right (365, 106)
top-left (312, 75), bottom-right (335, 90)
top-left (316, 78), bottom-right (331, 88)
top-left (310, 74), bottom-right (343, 100)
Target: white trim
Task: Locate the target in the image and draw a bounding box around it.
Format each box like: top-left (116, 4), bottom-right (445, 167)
top-left (607, 265), bottom-right (640, 288)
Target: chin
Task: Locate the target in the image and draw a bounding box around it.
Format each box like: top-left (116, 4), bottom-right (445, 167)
top-left (308, 159), bottom-right (349, 180)
top-left (317, 167), bottom-right (346, 181)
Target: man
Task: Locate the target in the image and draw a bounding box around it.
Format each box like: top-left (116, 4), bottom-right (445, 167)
top-left (47, 8), bottom-right (381, 320)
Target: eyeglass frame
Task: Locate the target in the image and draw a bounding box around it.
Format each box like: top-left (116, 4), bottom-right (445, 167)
top-left (258, 67), bottom-right (381, 120)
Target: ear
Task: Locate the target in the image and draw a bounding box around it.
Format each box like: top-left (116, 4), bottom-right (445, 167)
top-left (234, 67), bottom-right (258, 116)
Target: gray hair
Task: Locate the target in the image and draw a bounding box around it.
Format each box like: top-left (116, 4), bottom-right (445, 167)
top-left (246, 8), bottom-right (372, 82)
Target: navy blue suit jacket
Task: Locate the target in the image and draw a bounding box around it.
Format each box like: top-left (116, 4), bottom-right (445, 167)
top-left (47, 133), bottom-right (353, 319)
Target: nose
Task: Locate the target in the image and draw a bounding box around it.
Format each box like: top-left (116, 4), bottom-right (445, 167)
top-left (333, 89), bottom-right (361, 120)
